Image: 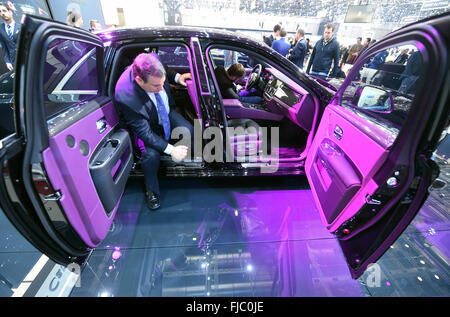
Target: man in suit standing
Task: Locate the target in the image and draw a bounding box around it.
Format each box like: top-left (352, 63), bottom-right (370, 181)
top-left (0, 3), bottom-right (20, 71)
top-left (263, 24), bottom-right (281, 47)
top-left (114, 53), bottom-right (193, 210)
top-left (271, 28), bottom-right (291, 57)
top-left (288, 28), bottom-right (307, 69)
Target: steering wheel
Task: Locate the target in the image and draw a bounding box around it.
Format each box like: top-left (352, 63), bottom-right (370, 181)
top-left (245, 64), bottom-right (262, 90)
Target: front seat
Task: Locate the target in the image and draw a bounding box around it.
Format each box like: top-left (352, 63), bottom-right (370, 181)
top-left (226, 119), bottom-right (262, 159)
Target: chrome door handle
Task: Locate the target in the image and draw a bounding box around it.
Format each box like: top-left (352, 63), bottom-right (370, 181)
top-left (44, 191), bottom-right (62, 201)
top-left (97, 118), bottom-right (107, 134)
top-left (334, 125), bottom-right (343, 140)
top-left (366, 194), bottom-right (381, 205)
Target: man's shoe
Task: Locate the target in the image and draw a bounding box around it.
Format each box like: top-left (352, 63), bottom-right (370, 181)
top-left (145, 191), bottom-right (160, 210)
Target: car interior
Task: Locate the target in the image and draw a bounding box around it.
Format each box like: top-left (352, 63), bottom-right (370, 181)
top-left (206, 47), bottom-right (318, 163)
top-left (108, 44), bottom-right (199, 125)
top-left (108, 43), bottom-right (320, 167)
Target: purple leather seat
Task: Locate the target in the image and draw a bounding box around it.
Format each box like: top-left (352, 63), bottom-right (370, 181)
top-left (227, 119), bottom-right (262, 158)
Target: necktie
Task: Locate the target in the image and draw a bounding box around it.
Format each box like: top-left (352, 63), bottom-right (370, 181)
top-left (7, 25), bottom-right (13, 40)
top-left (154, 92), bottom-right (171, 141)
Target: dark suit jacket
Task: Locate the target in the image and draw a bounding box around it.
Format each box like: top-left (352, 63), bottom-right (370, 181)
top-left (213, 66), bottom-right (239, 99)
top-left (394, 53), bottom-right (409, 65)
top-left (288, 38), bottom-right (307, 69)
top-left (264, 34), bottom-right (274, 47)
top-left (0, 22), bottom-right (21, 66)
top-left (114, 66), bottom-right (177, 153)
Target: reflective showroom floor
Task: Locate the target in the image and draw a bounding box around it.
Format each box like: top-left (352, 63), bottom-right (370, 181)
top-left (1, 143), bottom-right (449, 297)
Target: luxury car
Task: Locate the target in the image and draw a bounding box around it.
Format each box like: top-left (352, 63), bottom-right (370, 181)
top-left (0, 13), bottom-right (448, 279)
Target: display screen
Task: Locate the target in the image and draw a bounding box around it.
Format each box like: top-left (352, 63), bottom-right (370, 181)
top-left (274, 84), bottom-right (303, 106)
top-left (344, 5), bottom-right (376, 23)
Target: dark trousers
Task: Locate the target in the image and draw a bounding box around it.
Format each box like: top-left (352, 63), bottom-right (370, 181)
top-left (141, 110), bottom-right (194, 195)
top-left (238, 88), bottom-right (263, 104)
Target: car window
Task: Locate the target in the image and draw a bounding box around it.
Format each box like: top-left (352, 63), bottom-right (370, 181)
top-left (340, 42), bottom-right (424, 129)
top-left (156, 46), bottom-right (189, 68)
top-left (209, 48), bottom-right (255, 69)
top-left (43, 39), bottom-right (101, 119)
top-left (62, 51), bottom-right (99, 91)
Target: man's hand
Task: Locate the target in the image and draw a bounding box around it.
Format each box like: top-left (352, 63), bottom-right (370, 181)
top-left (6, 63), bottom-right (13, 71)
top-left (170, 145), bottom-right (188, 162)
top-left (177, 73), bottom-right (192, 87)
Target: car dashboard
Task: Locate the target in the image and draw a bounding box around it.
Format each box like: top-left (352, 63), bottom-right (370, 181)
top-left (262, 67), bottom-right (316, 132)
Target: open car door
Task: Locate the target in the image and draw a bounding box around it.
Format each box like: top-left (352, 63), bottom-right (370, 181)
top-left (0, 16), bottom-right (133, 265)
top-left (305, 13), bottom-right (449, 279)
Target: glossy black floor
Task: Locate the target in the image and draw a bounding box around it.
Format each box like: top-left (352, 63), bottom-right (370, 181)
top-left (68, 169), bottom-right (449, 297)
top-left (1, 157), bottom-right (449, 297)
top-left (0, 211), bottom-right (41, 297)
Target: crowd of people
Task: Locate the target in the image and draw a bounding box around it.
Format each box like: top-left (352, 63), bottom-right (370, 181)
top-left (262, 23), bottom-right (415, 81)
top-left (263, 23), bottom-right (342, 79)
top-left (263, 24), bottom-right (312, 71)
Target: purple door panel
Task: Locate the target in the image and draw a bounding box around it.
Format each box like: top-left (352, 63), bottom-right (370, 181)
top-left (306, 104), bottom-right (390, 230)
top-left (42, 102), bottom-right (122, 247)
top-left (309, 138), bottom-right (363, 223)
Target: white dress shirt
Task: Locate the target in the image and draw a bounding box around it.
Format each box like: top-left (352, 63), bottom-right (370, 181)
top-left (145, 73), bottom-right (180, 155)
top-left (5, 21), bottom-right (15, 37)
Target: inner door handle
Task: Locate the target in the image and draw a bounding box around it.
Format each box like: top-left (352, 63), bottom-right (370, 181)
top-left (334, 125), bottom-right (343, 140)
top-left (97, 118), bottom-right (107, 134)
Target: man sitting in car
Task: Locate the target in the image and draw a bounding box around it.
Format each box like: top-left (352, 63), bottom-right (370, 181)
top-left (114, 53), bottom-right (193, 211)
top-left (214, 63), bottom-right (262, 104)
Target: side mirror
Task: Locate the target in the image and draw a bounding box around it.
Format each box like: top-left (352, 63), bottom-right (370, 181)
top-left (356, 86), bottom-right (394, 113)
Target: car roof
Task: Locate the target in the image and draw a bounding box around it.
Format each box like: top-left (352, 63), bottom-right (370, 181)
top-left (97, 26), bottom-right (268, 49)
